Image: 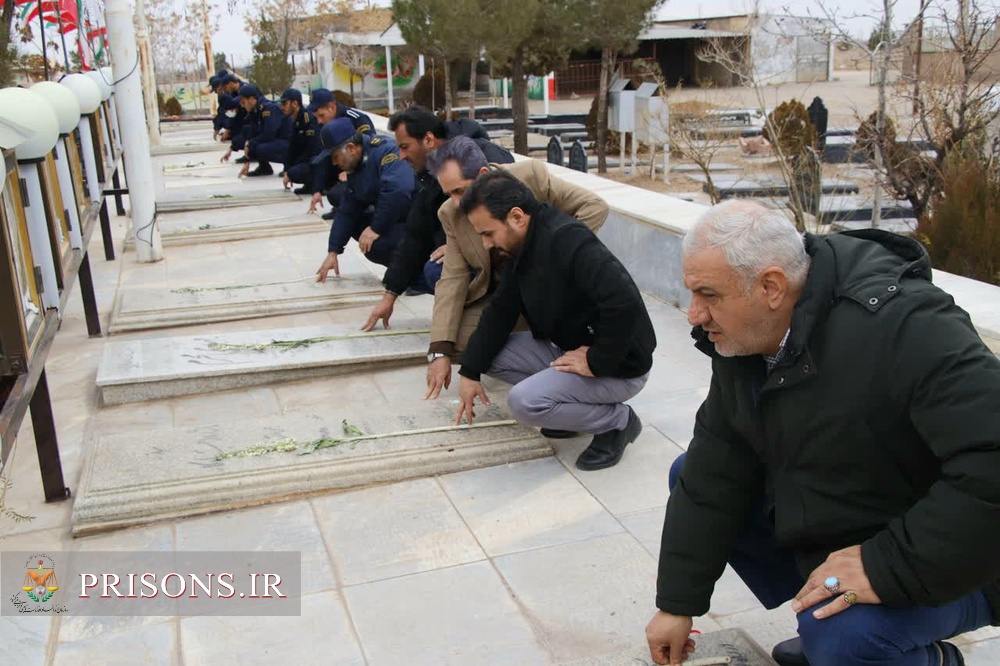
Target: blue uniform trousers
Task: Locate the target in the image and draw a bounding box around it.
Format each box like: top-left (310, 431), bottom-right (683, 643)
top-left (333, 209), bottom-right (407, 268)
top-left (248, 140), bottom-right (289, 169)
top-left (666, 454), bottom-right (992, 666)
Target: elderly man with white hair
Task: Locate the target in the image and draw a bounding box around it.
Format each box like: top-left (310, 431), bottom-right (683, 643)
top-left (645, 200), bottom-right (1000, 666)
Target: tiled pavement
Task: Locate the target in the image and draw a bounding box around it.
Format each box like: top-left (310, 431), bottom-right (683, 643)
top-left (1, 187), bottom-right (998, 665)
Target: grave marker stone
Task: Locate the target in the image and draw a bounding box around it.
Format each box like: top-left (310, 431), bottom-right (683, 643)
top-left (546, 136), bottom-right (564, 166)
top-left (568, 140), bottom-right (588, 173)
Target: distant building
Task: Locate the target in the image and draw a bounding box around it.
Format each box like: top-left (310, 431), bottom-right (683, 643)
top-left (555, 11), bottom-right (834, 98)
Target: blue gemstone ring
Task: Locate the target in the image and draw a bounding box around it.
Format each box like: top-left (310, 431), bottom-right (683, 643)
top-left (823, 576), bottom-right (840, 594)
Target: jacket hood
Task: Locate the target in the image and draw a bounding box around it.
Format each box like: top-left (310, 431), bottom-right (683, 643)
top-left (444, 118), bottom-right (490, 141)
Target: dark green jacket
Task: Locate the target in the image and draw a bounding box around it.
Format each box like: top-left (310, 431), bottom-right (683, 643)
top-left (657, 229), bottom-right (1000, 623)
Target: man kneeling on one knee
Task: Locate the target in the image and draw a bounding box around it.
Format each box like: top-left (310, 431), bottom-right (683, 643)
top-left (454, 171), bottom-right (656, 471)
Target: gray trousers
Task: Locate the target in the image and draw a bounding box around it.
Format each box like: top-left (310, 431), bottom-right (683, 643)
top-left (486, 332), bottom-right (648, 435)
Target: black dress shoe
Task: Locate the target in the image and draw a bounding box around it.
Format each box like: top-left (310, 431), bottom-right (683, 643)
top-left (575, 407), bottom-right (641, 471)
top-left (540, 428), bottom-right (579, 439)
top-left (234, 156), bottom-right (248, 164)
top-left (246, 163), bottom-right (274, 177)
top-left (772, 637), bottom-right (810, 666)
top-left (321, 210), bottom-right (336, 220)
top-left (293, 186), bottom-right (313, 195)
top-left (937, 641), bottom-right (965, 665)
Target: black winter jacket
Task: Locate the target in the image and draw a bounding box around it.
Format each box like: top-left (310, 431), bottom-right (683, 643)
top-left (657, 229), bottom-right (1000, 624)
top-left (459, 204), bottom-right (656, 380)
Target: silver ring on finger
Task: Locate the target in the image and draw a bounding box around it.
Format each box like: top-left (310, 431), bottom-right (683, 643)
top-left (823, 576), bottom-right (840, 594)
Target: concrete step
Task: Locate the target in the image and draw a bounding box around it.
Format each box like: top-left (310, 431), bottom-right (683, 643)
top-left (71, 398), bottom-right (552, 535)
top-left (108, 254), bottom-right (383, 333)
top-left (96, 320), bottom-right (430, 404)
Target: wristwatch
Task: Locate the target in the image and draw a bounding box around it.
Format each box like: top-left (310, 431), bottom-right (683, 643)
top-left (427, 352), bottom-right (449, 363)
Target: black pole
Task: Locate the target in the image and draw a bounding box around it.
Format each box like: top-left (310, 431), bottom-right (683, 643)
top-left (56, 12), bottom-right (70, 72)
top-left (37, 0), bottom-right (49, 80)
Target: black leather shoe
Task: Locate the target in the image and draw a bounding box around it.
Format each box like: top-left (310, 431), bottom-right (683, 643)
top-left (540, 428), bottom-right (579, 439)
top-left (293, 186), bottom-right (312, 195)
top-left (247, 163), bottom-right (274, 177)
top-left (772, 637), bottom-right (810, 666)
top-left (234, 156), bottom-right (248, 164)
top-left (937, 641), bottom-right (965, 666)
top-left (321, 210), bottom-right (337, 220)
top-left (575, 407), bottom-right (641, 471)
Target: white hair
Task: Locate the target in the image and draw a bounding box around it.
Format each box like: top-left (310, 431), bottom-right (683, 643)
top-left (683, 200), bottom-right (811, 291)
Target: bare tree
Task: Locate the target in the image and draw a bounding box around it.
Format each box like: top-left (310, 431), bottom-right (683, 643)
top-left (697, 7), bottom-right (821, 230)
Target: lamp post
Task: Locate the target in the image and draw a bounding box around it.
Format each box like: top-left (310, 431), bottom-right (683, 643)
top-left (30, 81), bottom-right (84, 251)
top-left (0, 88), bottom-right (62, 310)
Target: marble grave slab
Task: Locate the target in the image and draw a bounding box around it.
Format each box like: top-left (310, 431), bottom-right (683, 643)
top-left (108, 250), bottom-right (383, 332)
top-left (71, 401), bottom-right (552, 535)
top-left (155, 190), bottom-right (299, 212)
top-left (96, 320), bottom-right (430, 404)
top-left (561, 628), bottom-right (777, 665)
top-left (125, 201), bottom-right (324, 249)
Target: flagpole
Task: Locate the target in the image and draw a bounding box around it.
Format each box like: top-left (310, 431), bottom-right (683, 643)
top-left (37, 0), bottom-right (50, 80)
top-left (56, 7), bottom-right (70, 71)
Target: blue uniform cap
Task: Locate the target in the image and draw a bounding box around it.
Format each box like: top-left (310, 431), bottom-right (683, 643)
top-left (220, 73), bottom-right (239, 85)
top-left (307, 88), bottom-right (335, 112)
top-left (314, 117), bottom-right (356, 162)
top-left (280, 88), bottom-right (302, 104)
top-left (209, 75), bottom-right (219, 88)
top-left (239, 83), bottom-right (261, 99)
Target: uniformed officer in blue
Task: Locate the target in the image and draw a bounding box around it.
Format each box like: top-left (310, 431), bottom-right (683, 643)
top-left (305, 89), bottom-right (377, 218)
top-left (315, 118), bottom-right (417, 281)
top-left (278, 88), bottom-right (321, 194)
top-left (221, 84), bottom-right (292, 177)
top-left (213, 73), bottom-right (243, 143)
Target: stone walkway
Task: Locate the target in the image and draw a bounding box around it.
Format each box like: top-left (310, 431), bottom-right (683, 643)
top-left (2, 147), bottom-right (998, 665)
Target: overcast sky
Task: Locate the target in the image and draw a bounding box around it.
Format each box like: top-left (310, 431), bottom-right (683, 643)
top-left (211, 0), bottom-right (932, 67)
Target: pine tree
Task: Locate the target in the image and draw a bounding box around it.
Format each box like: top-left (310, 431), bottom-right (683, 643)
top-left (250, 16), bottom-right (294, 96)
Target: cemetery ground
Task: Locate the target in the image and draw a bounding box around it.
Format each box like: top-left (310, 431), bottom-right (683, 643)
top-left (1, 105), bottom-right (999, 665)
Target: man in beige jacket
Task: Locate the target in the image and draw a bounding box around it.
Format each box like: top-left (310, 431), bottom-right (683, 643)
top-left (423, 137), bottom-right (609, 420)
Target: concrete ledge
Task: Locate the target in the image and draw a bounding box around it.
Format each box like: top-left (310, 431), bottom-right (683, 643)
top-left (155, 191), bottom-right (299, 213)
top-left (150, 143), bottom-right (224, 156)
top-left (96, 321), bottom-right (430, 404)
top-left (124, 219), bottom-right (326, 249)
top-left (71, 407), bottom-right (552, 536)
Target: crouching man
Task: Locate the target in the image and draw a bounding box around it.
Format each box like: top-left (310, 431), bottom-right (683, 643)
top-left (454, 171), bottom-right (656, 471)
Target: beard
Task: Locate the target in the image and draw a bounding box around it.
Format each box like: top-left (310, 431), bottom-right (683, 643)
top-left (711, 316), bottom-right (783, 358)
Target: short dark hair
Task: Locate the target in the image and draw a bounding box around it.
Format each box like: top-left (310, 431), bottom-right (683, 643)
top-left (426, 136), bottom-right (488, 177)
top-left (459, 170), bottom-right (540, 220)
top-left (388, 106), bottom-right (446, 140)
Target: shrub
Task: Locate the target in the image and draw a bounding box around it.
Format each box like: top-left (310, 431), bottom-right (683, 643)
top-left (412, 68), bottom-right (446, 111)
top-left (918, 147), bottom-right (1000, 285)
top-left (763, 100), bottom-right (816, 156)
top-left (163, 96), bottom-right (183, 117)
top-left (332, 90), bottom-right (356, 109)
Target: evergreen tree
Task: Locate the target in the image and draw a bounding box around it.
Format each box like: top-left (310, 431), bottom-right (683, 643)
top-left (250, 16), bottom-right (294, 96)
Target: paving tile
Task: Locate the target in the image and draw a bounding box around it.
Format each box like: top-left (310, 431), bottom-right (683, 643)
top-left (345, 561), bottom-right (548, 665)
top-left (439, 458), bottom-right (623, 556)
top-left (180, 591), bottom-right (364, 665)
top-left (492, 532), bottom-right (657, 662)
top-left (958, 625), bottom-right (1000, 645)
top-left (175, 501), bottom-right (335, 595)
top-left (963, 637), bottom-right (1000, 665)
top-left (312, 478), bottom-right (484, 585)
top-left (0, 615), bottom-right (51, 666)
top-left (713, 602), bottom-right (799, 654)
top-left (171, 386), bottom-right (281, 427)
top-left (645, 388), bottom-right (710, 449)
top-left (552, 427), bottom-right (680, 516)
top-left (618, 505), bottom-right (665, 558)
top-left (52, 620), bottom-right (176, 666)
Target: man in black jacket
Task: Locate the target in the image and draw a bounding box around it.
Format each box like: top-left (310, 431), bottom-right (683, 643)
top-left (454, 171), bottom-right (656, 471)
top-left (361, 106), bottom-right (513, 332)
top-left (646, 200), bottom-right (1000, 666)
